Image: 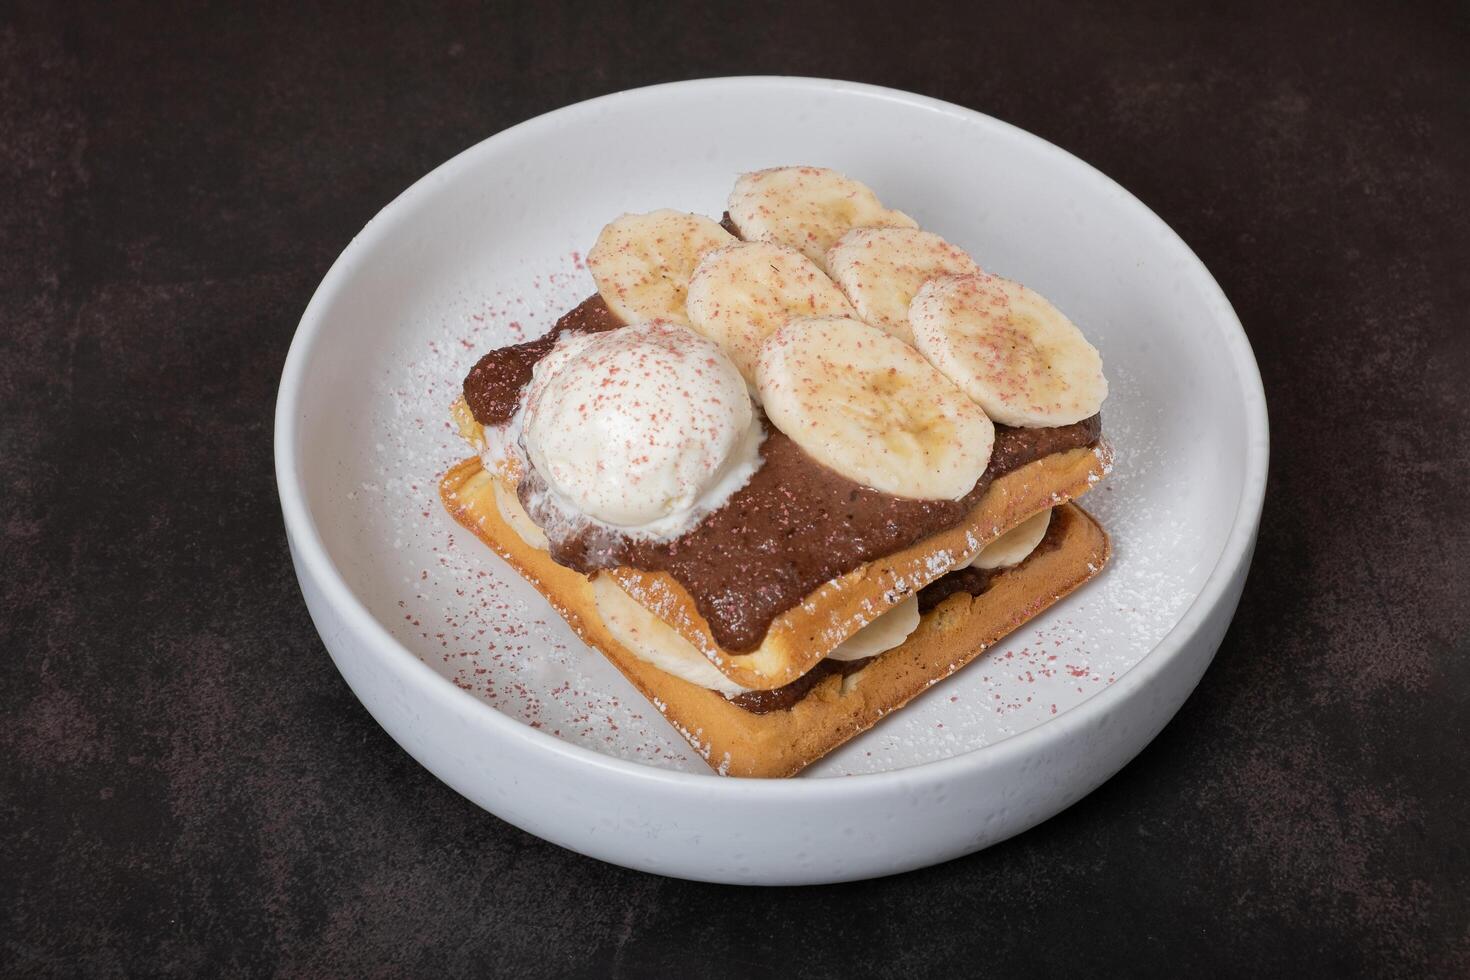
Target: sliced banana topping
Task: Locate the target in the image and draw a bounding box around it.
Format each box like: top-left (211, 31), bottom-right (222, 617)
top-left (972, 508), bottom-right (1050, 569)
top-left (727, 167), bottom-right (917, 273)
top-left (909, 273), bottom-right (1108, 427)
top-left (586, 210), bottom-right (735, 325)
top-left (827, 227), bottom-right (981, 345)
top-left (685, 240), bottom-right (855, 384)
top-left (756, 315), bottom-right (994, 501)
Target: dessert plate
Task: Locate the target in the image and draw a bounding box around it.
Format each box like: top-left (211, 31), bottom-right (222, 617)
top-left (275, 77), bottom-right (1267, 884)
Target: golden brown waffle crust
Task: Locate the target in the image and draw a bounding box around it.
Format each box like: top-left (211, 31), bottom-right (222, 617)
top-left (440, 457), bottom-right (1111, 778)
top-left (451, 396), bottom-right (1111, 690)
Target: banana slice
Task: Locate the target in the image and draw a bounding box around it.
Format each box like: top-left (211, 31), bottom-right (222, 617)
top-left (971, 508), bottom-right (1050, 569)
top-left (909, 274), bottom-right (1108, 427)
top-left (755, 315), bottom-right (994, 500)
top-left (586, 210), bottom-right (735, 325)
top-left (727, 167), bottom-right (917, 272)
top-left (491, 478), bottom-right (550, 551)
top-left (591, 576), bottom-right (750, 696)
top-left (825, 595), bottom-right (921, 661)
top-left (685, 241), bottom-right (855, 383)
top-left (827, 227), bottom-right (981, 344)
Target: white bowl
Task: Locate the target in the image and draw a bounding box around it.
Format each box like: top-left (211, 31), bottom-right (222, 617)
top-left (275, 77), bottom-right (1267, 885)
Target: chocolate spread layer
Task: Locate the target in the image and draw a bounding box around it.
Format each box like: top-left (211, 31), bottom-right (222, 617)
top-left (915, 566), bottom-right (997, 614)
top-left (728, 505), bottom-right (1073, 714)
top-left (465, 295), bottom-right (1101, 652)
top-left (462, 295), bottom-right (620, 426)
top-left (725, 656), bottom-right (873, 714)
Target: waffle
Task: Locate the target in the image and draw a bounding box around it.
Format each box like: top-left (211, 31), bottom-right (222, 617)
top-left (440, 457), bottom-right (1110, 777)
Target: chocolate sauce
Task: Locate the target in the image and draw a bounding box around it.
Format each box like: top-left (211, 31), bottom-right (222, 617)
top-left (462, 295), bottom-right (620, 426)
top-left (725, 656), bottom-right (873, 714)
top-left (466, 295), bottom-right (1101, 652)
top-left (915, 566), bottom-right (997, 614)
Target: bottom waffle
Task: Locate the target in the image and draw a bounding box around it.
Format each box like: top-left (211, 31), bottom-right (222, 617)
top-left (440, 458), bottom-right (1111, 777)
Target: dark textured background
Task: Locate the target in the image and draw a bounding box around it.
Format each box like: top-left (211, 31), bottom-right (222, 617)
top-left (3, 0), bottom-right (1467, 976)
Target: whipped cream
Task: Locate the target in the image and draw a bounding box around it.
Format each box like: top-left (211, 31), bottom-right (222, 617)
top-left (520, 320), bottom-right (762, 539)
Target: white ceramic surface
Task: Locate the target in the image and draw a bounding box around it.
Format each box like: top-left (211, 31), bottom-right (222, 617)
top-left (275, 77), bottom-right (1267, 885)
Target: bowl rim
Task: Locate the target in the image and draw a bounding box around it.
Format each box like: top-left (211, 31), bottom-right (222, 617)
top-left (274, 75), bottom-right (1268, 798)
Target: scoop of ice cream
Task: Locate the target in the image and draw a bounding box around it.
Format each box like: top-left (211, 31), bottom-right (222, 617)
top-left (521, 320), bottom-right (758, 531)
